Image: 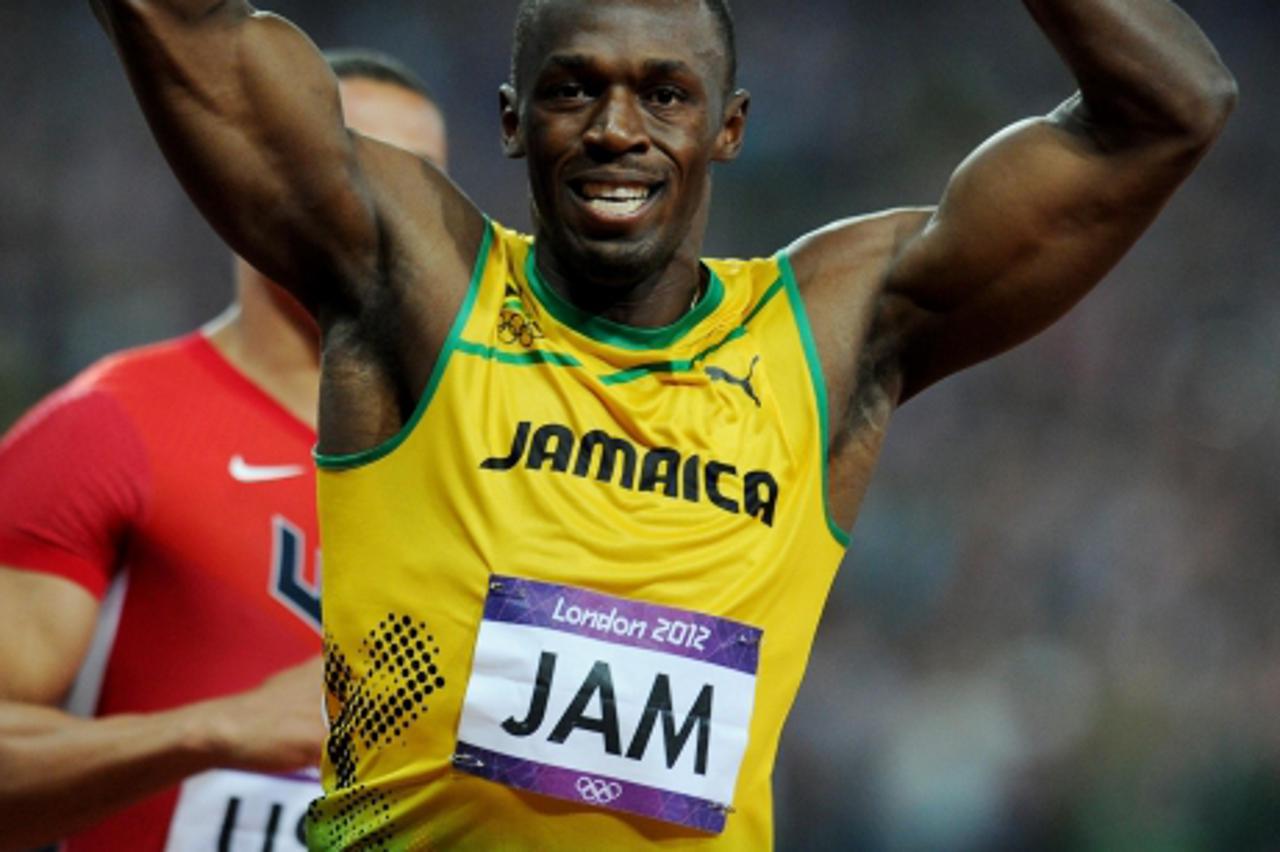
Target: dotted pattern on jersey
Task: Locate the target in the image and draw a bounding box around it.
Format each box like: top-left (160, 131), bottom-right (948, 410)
top-left (324, 614), bottom-right (447, 789)
top-left (313, 615), bottom-right (447, 846)
top-left (306, 786), bottom-right (396, 851)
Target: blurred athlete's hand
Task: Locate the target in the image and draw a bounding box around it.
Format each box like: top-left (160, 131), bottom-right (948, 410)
top-left (204, 656), bottom-right (326, 773)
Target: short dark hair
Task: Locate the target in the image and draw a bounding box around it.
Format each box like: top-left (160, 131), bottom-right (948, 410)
top-left (323, 48), bottom-right (437, 105)
top-left (511, 0), bottom-right (737, 97)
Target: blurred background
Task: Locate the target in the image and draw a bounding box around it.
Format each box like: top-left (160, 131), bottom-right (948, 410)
top-left (1, 1), bottom-right (1276, 849)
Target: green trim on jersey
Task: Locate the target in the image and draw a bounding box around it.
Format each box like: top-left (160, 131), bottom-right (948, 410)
top-left (455, 340), bottom-right (584, 368)
top-left (778, 252), bottom-right (852, 549)
top-left (524, 249), bottom-right (727, 351)
top-left (596, 278), bottom-right (787, 386)
top-left (315, 218), bottom-right (495, 472)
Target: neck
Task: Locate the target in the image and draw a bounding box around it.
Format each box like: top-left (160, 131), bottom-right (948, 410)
top-left (203, 259), bottom-right (321, 429)
top-left (537, 242), bottom-right (708, 329)
top-left (535, 197), bottom-right (713, 329)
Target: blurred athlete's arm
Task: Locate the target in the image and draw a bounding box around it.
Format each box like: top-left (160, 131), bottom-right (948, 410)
top-left (0, 584), bottom-right (323, 852)
top-left (793, 0), bottom-right (1236, 404)
top-left (0, 571), bottom-right (97, 705)
top-left (87, 0), bottom-right (475, 315)
top-left (0, 393), bottom-right (324, 848)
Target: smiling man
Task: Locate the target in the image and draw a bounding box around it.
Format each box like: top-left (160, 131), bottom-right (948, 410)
top-left (83, 0), bottom-right (1235, 849)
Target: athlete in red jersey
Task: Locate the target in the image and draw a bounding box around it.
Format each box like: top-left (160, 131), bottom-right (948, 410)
top-left (0, 51), bottom-right (447, 852)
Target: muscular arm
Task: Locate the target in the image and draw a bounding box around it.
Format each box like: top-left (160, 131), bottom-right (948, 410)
top-left (0, 570), bottom-right (323, 850)
top-left (0, 571), bottom-right (97, 705)
top-left (90, 0), bottom-right (405, 311)
top-left (795, 0), bottom-right (1237, 407)
top-left (86, 0), bottom-right (483, 318)
top-left (91, 1), bottom-right (486, 453)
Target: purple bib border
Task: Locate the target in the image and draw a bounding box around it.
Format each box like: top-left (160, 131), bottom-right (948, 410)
top-left (454, 742), bottom-right (729, 835)
top-left (483, 575), bottom-right (763, 676)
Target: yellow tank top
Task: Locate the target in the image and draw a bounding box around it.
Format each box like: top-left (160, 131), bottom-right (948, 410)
top-left (307, 221), bottom-right (849, 850)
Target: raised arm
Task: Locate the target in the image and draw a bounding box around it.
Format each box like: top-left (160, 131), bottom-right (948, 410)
top-left (794, 0), bottom-right (1236, 407)
top-left (91, 0), bottom-right (386, 311)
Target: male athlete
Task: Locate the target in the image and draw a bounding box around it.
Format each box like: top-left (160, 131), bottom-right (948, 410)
top-left (0, 52), bottom-right (446, 851)
top-left (85, 0), bottom-right (1234, 848)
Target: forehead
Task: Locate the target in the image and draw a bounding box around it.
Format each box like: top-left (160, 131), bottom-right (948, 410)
top-left (337, 78), bottom-right (448, 168)
top-left (520, 0), bottom-right (724, 86)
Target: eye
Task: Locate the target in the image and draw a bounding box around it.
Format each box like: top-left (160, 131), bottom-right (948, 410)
top-left (548, 81), bottom-right (588, 101)
top-left (646, 86), bottom-right (687, 108)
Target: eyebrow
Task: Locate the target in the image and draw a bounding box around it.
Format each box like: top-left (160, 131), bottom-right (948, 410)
top-left (544, 54), bottom-right (590, 72)
top-left (641, 59), bottom-right (697, 78)
top-left (541, 54), bottom-right (698, 78)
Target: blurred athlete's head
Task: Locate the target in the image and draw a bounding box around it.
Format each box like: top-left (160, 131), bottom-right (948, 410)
top-left (500, 0), bottom-right (749, 288)
top-left (326, 48), bottom-right (449, 169)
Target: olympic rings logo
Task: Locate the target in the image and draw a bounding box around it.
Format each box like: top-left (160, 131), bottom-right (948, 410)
top-left (575, 775), bottom-right (623, 805)
top-left (497, 309), bottom-right (545, 348)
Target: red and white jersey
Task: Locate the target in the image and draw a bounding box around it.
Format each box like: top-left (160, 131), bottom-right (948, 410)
top-left (0, 333), bottom-right (322, 851)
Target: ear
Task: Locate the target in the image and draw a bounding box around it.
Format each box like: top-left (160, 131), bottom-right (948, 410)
top-left (712, 89), bottom-right (751, 163)
top-left (499, 83), bottom-right (526, 159)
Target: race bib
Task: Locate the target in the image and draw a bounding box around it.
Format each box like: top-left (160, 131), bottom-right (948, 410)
top-left (454, 576), bottom-right (763, 835)
top-left (163, 768), bottom-right (321, 852)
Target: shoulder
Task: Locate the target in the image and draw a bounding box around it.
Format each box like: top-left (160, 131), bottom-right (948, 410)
top-left (2, 333), bottom-right (218, 467)
top-left (0, 391), bottom-right (150, 561)
top-left (762, 211), bottom-right (938, 424)
top-left (353, 137), bottom-right (489, 274)
top-left (783, 208), bottom-right (934, 299)
top-left (0, 353), bottom-right (159, 595)
top-left (0, 337), bottom-right (208, 468)
top-left (12, 335), bottom-right (199, 429)
top-left (72, 333), bottom-right (209, 398)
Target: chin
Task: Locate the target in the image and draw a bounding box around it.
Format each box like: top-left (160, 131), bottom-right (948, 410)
top-left (579, 237), bottom-right (670, 286)
top-left (545, 224), bottom-right (673, 290)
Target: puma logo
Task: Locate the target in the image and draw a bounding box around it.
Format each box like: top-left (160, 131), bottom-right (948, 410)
top-left (706, 356), bottom-right (762, 408)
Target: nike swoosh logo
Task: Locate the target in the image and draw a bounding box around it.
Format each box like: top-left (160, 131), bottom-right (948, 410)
top-left (229, 455), bottom-right (307, 484)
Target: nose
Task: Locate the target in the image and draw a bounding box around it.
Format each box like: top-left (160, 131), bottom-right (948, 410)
top-left (583, 86), bottom-right (649, 156)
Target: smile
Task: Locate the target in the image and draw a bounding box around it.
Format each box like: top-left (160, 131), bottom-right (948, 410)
top-left (570, 180), bottom-right (663, 222)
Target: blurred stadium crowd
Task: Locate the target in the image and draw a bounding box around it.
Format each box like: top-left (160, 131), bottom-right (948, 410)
top-left (1, 1), bottom-right (1276, 849)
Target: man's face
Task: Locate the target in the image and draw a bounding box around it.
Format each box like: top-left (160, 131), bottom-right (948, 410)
top-left (340, 77), bottom-right (448, 170)
top-left (504, 0), bottom-right (746, 286)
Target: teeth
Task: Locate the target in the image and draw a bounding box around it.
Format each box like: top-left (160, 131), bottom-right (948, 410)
top-left (586, 197), bottom-right (647, 216)
top-left (581, 182), bottom-right (651, 202)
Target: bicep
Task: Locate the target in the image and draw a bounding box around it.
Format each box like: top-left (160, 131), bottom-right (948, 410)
top-left (0, 569), bottom-right (99, 704)
top-left (108, 5), bottom-right (378, 305)
top-left (885, 101), bottom-right (1207, 400)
